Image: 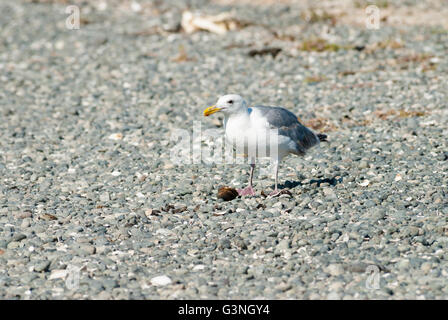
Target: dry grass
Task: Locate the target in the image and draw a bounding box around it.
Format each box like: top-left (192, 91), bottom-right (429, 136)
top-left (304, 75), bottom-right (328, 84)
top-left (300, 8), bottom-right (342, 25)
top-left (364, 39), bottom-right (405, 53)
top-left (385, 53), bottom-right (438, 71)
top-left (396, 53), bottom-right (434, 64)
top-left (305, 117), bottom-right (337, 132)
top-left (214, 0), bottom-right (448, 28)
top-left (374, 109), bottom-right (426, 120)
top-left (354, 0), bottom-right (390, 9)
top-left (299, 38), bottom-right (346, 52)
top-left (172, 45), bottom-right (196, 63)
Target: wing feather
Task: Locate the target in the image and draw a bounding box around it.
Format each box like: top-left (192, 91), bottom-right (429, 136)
top-left (250, 105), bottom-right (320, 151)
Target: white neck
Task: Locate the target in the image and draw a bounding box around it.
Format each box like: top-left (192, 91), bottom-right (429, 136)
top-left (223, 108), bottom-right (250, 129)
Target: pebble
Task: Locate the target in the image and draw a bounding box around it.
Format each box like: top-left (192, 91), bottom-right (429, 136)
top-left (326, 264), bottom-right (345, 276)
top-left (20, 219), bottom-right (31, 229)
top-left (100, 193), bottom-right (110, 202)
top-left (276, 239), bottom-right (290, 251)
top-left (327, 291), bottom-right (341, 300)
top-left (12, 234), bottom-right (27, 242)
top-left (421, 262), bottom-right (432, 273)
top-left (151, 276), bottom-right (172, 286)
top-left (33, 261), bottom-right (51, 273)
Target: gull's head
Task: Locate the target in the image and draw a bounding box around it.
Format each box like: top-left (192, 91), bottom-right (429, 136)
top-left (203, 94), bottom-right (247, 116)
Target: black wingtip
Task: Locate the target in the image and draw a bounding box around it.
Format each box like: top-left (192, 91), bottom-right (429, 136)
top-left (317, 133), bottom-right (328, 142)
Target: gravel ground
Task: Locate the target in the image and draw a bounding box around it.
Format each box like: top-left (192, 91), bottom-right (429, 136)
top-left (0, 0), bottom-right (447, 299)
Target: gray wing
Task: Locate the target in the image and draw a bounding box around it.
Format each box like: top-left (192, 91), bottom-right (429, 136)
top-left (250, 105), bottom-right (320, 151)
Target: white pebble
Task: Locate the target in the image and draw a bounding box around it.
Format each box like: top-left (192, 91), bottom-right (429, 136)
top-left (108, 133), bottom-right (123, 140)
top-left (151, 275), bottom-right (172, 286)
top-left (49, 269), bottom-right (68, 280)
top-left (193, 265), bottom-right (205, 271)
top-left (359, 180), bottom-right (370, 187)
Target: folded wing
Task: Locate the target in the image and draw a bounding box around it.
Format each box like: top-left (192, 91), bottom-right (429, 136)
top-left (250, 105), bottom-right (320, 154)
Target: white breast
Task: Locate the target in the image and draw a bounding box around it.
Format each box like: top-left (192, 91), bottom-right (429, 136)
top-left (224, 112), bottom-right (294, 160)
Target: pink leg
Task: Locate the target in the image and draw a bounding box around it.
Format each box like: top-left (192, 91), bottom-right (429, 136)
top-left (238, 186), bottom-right (256, 196)
top-left (238, 163), bottom-right (256, 196)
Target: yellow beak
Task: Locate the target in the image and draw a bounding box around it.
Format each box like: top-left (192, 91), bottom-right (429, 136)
top-left (203, 105), bottom-right (221, 116)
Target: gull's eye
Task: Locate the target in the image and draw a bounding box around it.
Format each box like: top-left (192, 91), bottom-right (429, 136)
top-left (228, 100), bottom-right (233, 104)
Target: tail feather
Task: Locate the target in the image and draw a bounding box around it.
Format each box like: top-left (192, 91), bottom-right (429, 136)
top-left (317, 133), bottom-right (328, 142)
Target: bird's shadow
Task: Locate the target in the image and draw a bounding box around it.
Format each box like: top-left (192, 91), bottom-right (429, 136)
top-left (276, 176), bottom-right (343, 190)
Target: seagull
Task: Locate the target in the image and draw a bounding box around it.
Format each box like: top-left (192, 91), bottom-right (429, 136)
top-left (203, 94), bottom-right (327, 197)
